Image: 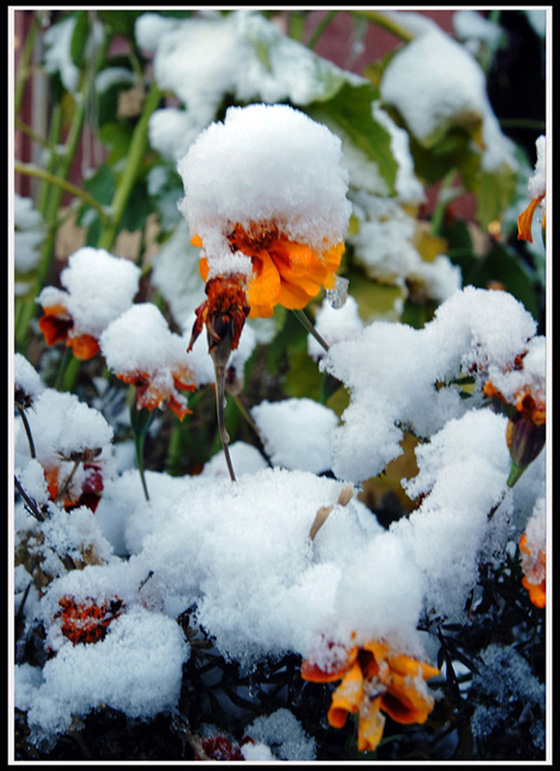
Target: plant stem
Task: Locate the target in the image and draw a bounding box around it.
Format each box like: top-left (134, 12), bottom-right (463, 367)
top-left (96, 80), bottom-right (161, 252)
top-left (307, 10), bottom-right (338, 49)
top-left (16, 407), bottom-right (36, 459)
top-left (14, 11), bottom-right (41, 117)
top-left (292, 308), bottom-right (330, 353)
top-left (14, 161), bottom-right (110, 225)
top-left (214, 362), bottom-right (236, 483)
top-left (350, 10), bottom-right (415, 43)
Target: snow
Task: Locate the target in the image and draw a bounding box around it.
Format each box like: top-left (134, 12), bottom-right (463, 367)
top-left (136, 10), bottom-right (356, 161)
top-left (393, 410), bottom-right (512, 621)
top-left (348, 193), bottom-right (462, 302)
top-left (251, 398), bottom-right (338, 474)
top-left (14, 195), bottom-right (44, 275)
top-left (470, 643), bottom-right (545, 752)
top-left (37, 247), bottom-right (141, 340)
top-left (323, 287), bottom-right (537, 483)
top-left (14, 353), bottom-right (45, 403)
top-left (14, 388), bottom-right (114, 471)
top-left (528, 135), bottom-right (546, 202)
top-left (307, 295), bottom-right (364, 359)
top-left (380, 24), bottom-right (517, 172)
top-left (43, 15), bottom-right (104, 94)
top-left (24, 605), bottom-right (189, 739)
top-left (177, 102), bottom-right (351, 264)
top-left (243, 708), bottom-right (317, 761)
top-left (100, 302), bottom-right (190, 380)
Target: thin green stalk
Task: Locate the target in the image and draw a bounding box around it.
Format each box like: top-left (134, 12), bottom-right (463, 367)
top-left (292, 308), bottom-right (330, 353)
top-left (130, 401), bottom-right (155, 502)
top-left (307, 10), bottom-right (338, 49)
top-left (97, 80), bottom-right (161, 252)
top-left (37, 103), bottom-right (63, 217)
top-left (56, 349), bottom-right (82, 392)
top-left (14, 11), bottom-right (41, 117)
top-left (14, 160), bottom-right (110, 225)
top-left (350, 10), bottom-right (415, 43)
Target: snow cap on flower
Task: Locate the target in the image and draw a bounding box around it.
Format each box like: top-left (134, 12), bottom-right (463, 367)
top-left (177, 102), bottom-right (351, 264)
top-left (37, 248), bottom-right (141, 360)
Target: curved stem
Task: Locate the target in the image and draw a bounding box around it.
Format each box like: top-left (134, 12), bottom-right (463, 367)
top-left (350, 10), bottom-right (415, 43)
top-left (14, 160), bottom-right (111, 225)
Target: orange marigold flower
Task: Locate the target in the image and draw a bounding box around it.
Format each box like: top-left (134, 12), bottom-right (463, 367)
top-left (54, 595), bottom-right (124, 645)
top-left (193, 222), bottom-right (344, 319)
top-left (117, 364), bottom-right (196, 422)
top-left (38, 301), bottom-right (100, 360)
top-left (302, 639), bottom-right (439, 753)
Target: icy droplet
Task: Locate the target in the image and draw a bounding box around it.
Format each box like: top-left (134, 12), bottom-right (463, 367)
top-left (326, 276), bottom-right (349, 309)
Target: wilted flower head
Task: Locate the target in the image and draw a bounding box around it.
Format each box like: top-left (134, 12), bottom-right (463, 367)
top-left (302, 637), bottom-right (439, 753)
top-left (37, 248), bottom-right (141, 360)
top-left (100, 303), bottom-right (196, 421)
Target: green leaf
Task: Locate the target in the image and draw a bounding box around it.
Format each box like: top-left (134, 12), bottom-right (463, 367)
top-left (82, 162), bottom-right (116, 205)
top-left (460, 154), bottom-right (517, 230)
top-left (119, 179), bottom-right (153, 234)
top-left (99, 122), bottom-right (135, 165)
top-left (308, 82), bottom-right (399, 195)
top-left (97, 10), bottom-right (145, 40)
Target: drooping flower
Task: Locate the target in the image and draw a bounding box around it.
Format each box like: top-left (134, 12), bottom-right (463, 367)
top-left (482, 337), bottom-right (546, 486)
top-left (100, 303), bottom-right (197, 421)
top-left (517, 135), bottom-right (546, 243)
top-left (37, 248), bottom-right (141, 360)
top-left (301, 638), bottom-right (439, 754)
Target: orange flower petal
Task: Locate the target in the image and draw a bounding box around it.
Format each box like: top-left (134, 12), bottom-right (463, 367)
top-left (517, 194), bottom-right (545, 243)
top-left (38, 311), bottom-right (73, 346)
top-left (328, 661), bottom-right (365, 728)
top-left (522, 575), bottom-right (546, 608)
top-left (301, 646), bottom-right (359, 683)
top-left (381, 671), bottom-right (434, 725)
top-left (246, 250), bottom-right (281, 318)
top-left (68, 334), bottom-right (100, 361)
top-left (357, 696), bottom-right (385, 753)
